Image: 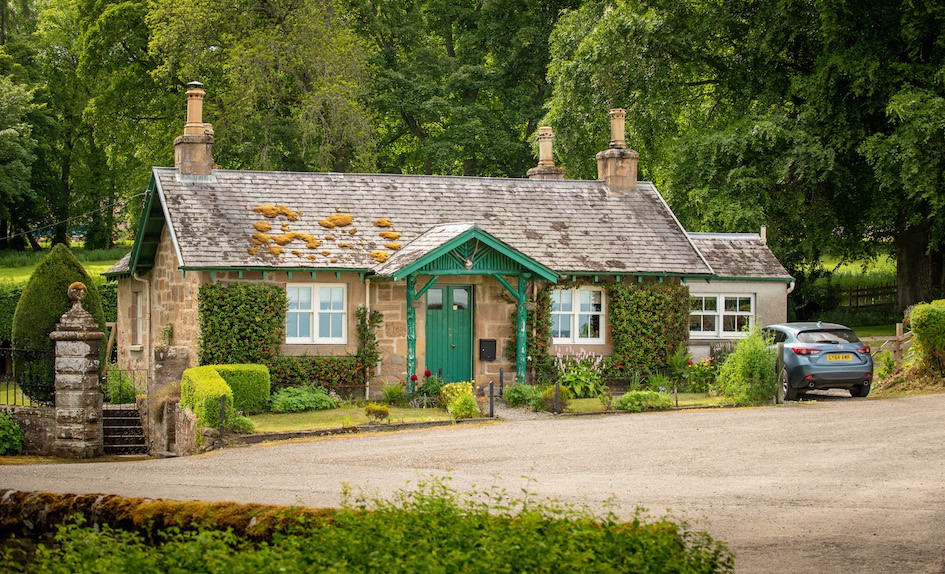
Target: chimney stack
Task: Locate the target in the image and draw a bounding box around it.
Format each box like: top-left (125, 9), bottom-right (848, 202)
top-left (527, 126), bottom-right (565, 180)
top-left (596, 108), bottom-right (638, 191)
top-left (174, 81), bottom-right (214, 176)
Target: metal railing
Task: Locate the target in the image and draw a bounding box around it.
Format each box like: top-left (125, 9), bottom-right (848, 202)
top-left (0, 347), bottom-right (55, 407)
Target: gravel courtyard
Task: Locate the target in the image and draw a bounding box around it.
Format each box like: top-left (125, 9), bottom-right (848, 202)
top-left (2, 393), bottom-right (944, 573)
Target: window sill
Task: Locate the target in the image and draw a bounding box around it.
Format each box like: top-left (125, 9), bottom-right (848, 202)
top-left (128, 344), bottom-right (144, 352)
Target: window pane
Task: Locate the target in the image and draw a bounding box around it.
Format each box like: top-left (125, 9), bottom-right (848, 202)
top-left (738, 297), bottom-right (752, 312)
top-left (736, 315), bottom-right (750, 332)
top-left (579, 290), bottom-right (602, 312)
top-left (287, 312), bottom-right (298, 338)
top-left (330, 313), bottom-right (343, 338)
top-left (552, 290), bottom-right (572, 312)
top-left (288, 287), bottom-right (300, 311)
top-left (331, 287), bottom-right (344, 310)
top-left (319, 287), bottom-right (331, 310)
top-left (427, 289), bottom-right (443, 310)
top-left (689, 314), bottom-right (702, 331)
top-left (577, 314), bottom-right (600, 339)
top-left (723, 314), bottom-right (736, 332)
top-left (704, 297), bottom-right (717, 311)
top-left (690, 297), bottom-right (703, 312)
top-left (453, 288), bottom-right (468, 310)
top-left (703, 315), bottom-right (716, 332)
top-left (552, 313), bottom-right (570, 339)
top-left (725, 297), bottom-right (738, 312)
top-left (318, 313), bottom-right (330, 337)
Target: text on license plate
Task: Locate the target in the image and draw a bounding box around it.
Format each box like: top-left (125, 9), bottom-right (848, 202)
top-left (826, 354), bottom-right (853, 362)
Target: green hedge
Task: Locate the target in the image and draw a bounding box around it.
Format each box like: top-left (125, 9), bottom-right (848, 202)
top-left (198, 283), bottom-right (287, 365)
top-left (211, 364), bottom-right (271, 412)
top-left (181, 366), bottom-right (235, 429)
top-left (268, 355), bottom-right (365, 394)
top-left (715, 328), bottom-right (777, 405)
top-left (910, 303), bottom-right (945, 374)
top-left (613, 390), bottom-right (673, 412)
top-left (97, 280), bottom-right (117, 323)
top-left (606, 282), bottom-right (690, 377)
top-left (0, 281), bottom-right (22, 343)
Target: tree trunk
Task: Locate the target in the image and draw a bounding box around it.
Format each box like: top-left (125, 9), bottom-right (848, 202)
top-left (896, 218), bottom-right (945, 310)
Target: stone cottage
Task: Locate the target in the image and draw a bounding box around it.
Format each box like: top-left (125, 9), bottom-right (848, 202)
top-left (105, 83), bottom-right (793, 394)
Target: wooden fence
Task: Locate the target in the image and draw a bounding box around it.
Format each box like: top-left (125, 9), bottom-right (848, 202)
top-left (838, 284), bottom-right (896, 309)
top-left (871, 323), bottom-right (912, 361)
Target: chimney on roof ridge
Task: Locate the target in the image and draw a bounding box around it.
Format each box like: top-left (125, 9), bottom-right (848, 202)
top-left (174, 81), bottom-right (214, 176)
top-left (527, 126), bottom-right (565, 180)
top-left (596, 108), bottom-right (638, 192)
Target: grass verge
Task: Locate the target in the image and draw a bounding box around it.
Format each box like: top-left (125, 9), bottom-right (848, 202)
top-left (567, 393), bottom-right (728, 413)
top-left (249, 406), bottom-right (452, 433)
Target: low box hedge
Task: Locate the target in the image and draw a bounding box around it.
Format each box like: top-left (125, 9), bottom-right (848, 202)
top-left (212, 364), bottom-right (271, 413)
top-left (268, 355), bottom-right (364, 394)
top-left (181, 366), bottom-right (235, 429)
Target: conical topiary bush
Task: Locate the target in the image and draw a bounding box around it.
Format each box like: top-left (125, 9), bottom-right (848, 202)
top-left (11, 244), bottom-right (107, 403)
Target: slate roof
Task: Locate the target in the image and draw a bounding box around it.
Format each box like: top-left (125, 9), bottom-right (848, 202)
top-left (374, 223), bottom-right (475, 276)
top-left (150, 167), bottom-right (714, 276)
top-left (688, 233), bottom-right (792, 279)
top-left (105, 252), bottom-right (131, 276)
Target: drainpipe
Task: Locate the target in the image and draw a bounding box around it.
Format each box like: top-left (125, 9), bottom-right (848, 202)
top-left (365, 278), bottom-right (371, 398)
top-left (786, 281), bottom-right (796, 295)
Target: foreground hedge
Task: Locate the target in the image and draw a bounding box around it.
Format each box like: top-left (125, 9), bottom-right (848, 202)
top-left (211, 364), bottom-right (271, 412)
top-left (180, 366), bottom-right (235, 428)
top-left (0, 484), bottom-right (734, 573)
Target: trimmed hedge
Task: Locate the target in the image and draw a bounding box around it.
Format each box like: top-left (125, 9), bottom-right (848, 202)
top-left (613, 390), bottom-right (673, 412)
top-left (0, 281), bottom-right (22, 343)
top-left (181, 366), bottom-right (235, 429)
top-left (198, 283), bottom-right (287, 365)
top-left (268, 355), bottom-right (365, 394)
top-left (211, 364), bottom-right (271, 412)
top-left (606, 282), bottom-right (690, 378)
top-left (910, 303), bottom-right (945, 374)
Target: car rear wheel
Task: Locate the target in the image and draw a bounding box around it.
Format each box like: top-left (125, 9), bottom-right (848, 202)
top-left (780, 370), bottom-right (798, 402)
top-left (850, 383), bottom-right (870, 398)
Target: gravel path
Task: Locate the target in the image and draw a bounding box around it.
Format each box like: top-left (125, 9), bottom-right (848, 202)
top-left (2, 393), bottom-right (944, 573)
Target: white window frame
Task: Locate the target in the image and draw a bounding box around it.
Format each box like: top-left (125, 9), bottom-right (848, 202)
top-left (131, 290), bottom-right (143, 346)
top-left (689, 294), bottom-right (755, 339)
top-left (550, 287), bottom-right (606, 345)
top-left (286, 283), bottom-right (348, 344)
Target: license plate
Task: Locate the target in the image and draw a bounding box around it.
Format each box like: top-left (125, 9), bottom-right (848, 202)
top-left (826, 353), bottom-right (853, 362)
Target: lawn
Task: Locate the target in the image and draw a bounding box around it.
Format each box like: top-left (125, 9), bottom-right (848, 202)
top-left (0, 247), bottom-right (129, 282)
top-left (567, 392), bottom-right (727, 413)
top-left (249, 405), bottom-right (452, 433)
top-left (854, 324), bottom-right (898, 338)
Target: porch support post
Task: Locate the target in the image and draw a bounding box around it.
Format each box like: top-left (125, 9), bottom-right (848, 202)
top-left (516, 275), bottom-right (528, 383)
top-left (406, 274), bottom-right (417, 393)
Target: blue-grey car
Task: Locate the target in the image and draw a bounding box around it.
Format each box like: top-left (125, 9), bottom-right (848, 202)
top-left (763, 322), bottom-right (874, 400)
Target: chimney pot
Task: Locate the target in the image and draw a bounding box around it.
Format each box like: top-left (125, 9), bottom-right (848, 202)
top-left (609, 108), bottom-right (627, 149)
top-left (527, 126), bottom-right (565, 180)
top-left (596, 108), bottom-right (638, 191)
top-left (175, 81), bottom-right (214, 176)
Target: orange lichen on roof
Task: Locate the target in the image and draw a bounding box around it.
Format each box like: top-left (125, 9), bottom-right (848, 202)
top-left (247, 247), bottom-right (259, 256)
top-left (330, 258), bottom-right (339, 263)
top-left (306, 255), bottom-right (317, 261)
top-left (318, 219), bottom-right (335, 228)
top-left (338, 243), bottom-right (354, 249)
top-left (253, 205), bottom-right (301, 221)
top-left (385, 242), bottom-right (403, 250)
top-left (253, 221), bottom-right (272, 232)
top-left (281, 223), bottom-right (291, 232)
top-left (273, 232), bottom-right (318, 246)
top-left (321, 250), bottom-right (331, 256)
top-left (324, 235), bottom-right (336, 241)
top-left (319, 213), bottom-right (354, 228)
top-left (370, 250), bottom-right (389, 263)
top-left (348, 228), bottom-right (357, 235)
top-left (379, 231), bottom-right (401, 240)
top-left (373, 218), bottom-right (394, 228)
top-left (306, 239), bottom-right (321, 249)
top-left (268, 245), bottom-right (284, 256)
top-left (251, 233), bottom-right (271, 246)
top-left (291, 250), bottom-right (302, 257)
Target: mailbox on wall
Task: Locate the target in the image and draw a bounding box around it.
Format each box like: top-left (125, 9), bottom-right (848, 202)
top-left (479, 339), bottom-right (497, 361)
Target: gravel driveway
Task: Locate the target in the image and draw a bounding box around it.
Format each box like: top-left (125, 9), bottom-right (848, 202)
top-left (2, 393), bottom-right (944, 573)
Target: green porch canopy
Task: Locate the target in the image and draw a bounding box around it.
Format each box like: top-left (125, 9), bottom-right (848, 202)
top-left (377, 223), bottom-right (558, 388)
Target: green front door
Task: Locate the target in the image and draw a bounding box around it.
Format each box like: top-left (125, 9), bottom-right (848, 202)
top-left (425, 285), bottom-right (473, 382)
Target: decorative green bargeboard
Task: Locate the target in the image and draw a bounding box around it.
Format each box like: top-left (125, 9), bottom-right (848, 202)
top-left (388, 227), bottom-right (557, 392)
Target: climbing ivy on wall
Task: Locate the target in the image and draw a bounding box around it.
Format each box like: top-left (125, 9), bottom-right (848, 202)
top-left (505, 283), bottom-right (555, 383)
top-left (606, 282), bottom-right (690, 378)
top-left (198, 283), bottom-right (287, 365)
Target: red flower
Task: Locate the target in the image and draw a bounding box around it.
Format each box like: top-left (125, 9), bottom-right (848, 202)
top-left (424, 369), bottom-right (432, 377)
top-left (410, 374), bottom-right (418, 381)
top-left (687, 360), bottom-right (693, 365)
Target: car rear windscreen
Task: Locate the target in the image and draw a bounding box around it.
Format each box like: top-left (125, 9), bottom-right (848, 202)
top-left (796, 329), bottom-right (861, 344)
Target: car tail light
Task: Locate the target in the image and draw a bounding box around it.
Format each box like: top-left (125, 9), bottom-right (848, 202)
top-left (792, 347), bottom-right (822, 356)
top-left (858, 345), bottom-right (871, 354)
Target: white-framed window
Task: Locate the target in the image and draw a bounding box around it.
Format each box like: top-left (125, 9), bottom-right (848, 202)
top-left (689, 294), bottom-right (754, 338)
top-left (131, 290), bottom-right (143, 346)
top-left (551, 287), bottom-right (605, 344)
top-left (286, 284), bottom-right (347, 344)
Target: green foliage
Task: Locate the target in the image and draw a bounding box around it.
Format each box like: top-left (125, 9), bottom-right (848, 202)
top-left (414, 374), bottom-right (445, 400)
top-left (0, 412), bottom-right (25, 455)
top-left (211, 364), bottom-right (271, 413)
top-left (646, 373), bottom-right (672, 392)
top-left (364, 403), bottom-right (389, 422)
top-left (355, 306), bottom-right (383, 380)
top-left (3, 480), bottom-right (734, 572)
top-left (667, 345), bottom-right (691, 383)
top-left (12, 245), bottom-right (106, 403)
top-left (606, 283), bottom-right (690, 378)
top-left (270, 385), bottom-right (339, 414)
top-left (875, 350), bottom-right (896, 380)
top-left (714, 329), bottom-right (777, 406)
top-left (268, 355), bottom-right (365, 394)
top-left (381, 383), bottom-right (406, 406)
top-left (685, 357), bottom-right (718, 393)
top-left (613, 390), bottom-right (673, 413)
top-left (0, 281), bottom-right (23, 342)
top-left (539, 384), bottom-right (570, 413)
top-left (506, 283), bottom-right (555, 382)
top-left (440, 382), bottom-right (474, 407)
top-left (447, 393), bottom-right (480, 420)
top-left (554, 348), bottom-right (606, 398)
top-left (197, 283), bottom-right (287, 366)
top-left (180, 366), bottom-right (235, 429)
top-left (228, 415), bottom-right (256, 434)
top-left (502, 384), bottom-right (541, 408)
top-left (105, 368), bottom-right (137, 404)
top-left (0, 71), bottom-right (37, 215)
top-left (909, 304), bottom-right (945, 375)
top-left (97, 280), bottom-right (118, 323)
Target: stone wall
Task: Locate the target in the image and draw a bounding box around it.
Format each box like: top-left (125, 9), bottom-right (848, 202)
top-left (3, 407), bottom-right (54, 455)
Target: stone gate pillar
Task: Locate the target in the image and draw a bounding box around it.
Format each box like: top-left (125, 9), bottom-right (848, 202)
top-left (49, 282), bottom-right (105, 458)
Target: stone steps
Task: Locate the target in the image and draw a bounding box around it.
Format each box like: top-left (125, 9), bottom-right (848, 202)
top-left (102, 406), bottom-right (147, 455)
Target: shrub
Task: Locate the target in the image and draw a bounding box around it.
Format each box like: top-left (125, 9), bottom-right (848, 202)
top-left (365, 403), bottom-right (389, 422)
top-left (270, 385), bottom-right (339, 413)
top-left (268, 355), bottom-right (365, 394)
top-left (554, 348), bottom-right (606, 398)
top-left (382, 383), bottom-right (406, 405)
top-left (714, 328), bottom-right (777, 405)
top-left (0, 412), bottom-right (24, 455)
top-left (606, 282), bottom-right (690, 378)
top-left (12, 245), bottom-right (107, 403)
top-left (105, 368), bottom-right (138, 404)
top-left (646, 372), bottom-right (672, 392)
top-left (613, 390), bottom-right (673, 413)
top-left (97, 280), bottom-right (118, 323)
top-left (502, 384), bottom-right (540, 407)
top-left (211, 364), bottom-right (271, 412)
top-left (180, 366), bottom-right (235, 429)
top-left (448, 393), bottom-right (480, 420)
top-left (0, 281), bottom-right (23, 343)
top-left (686, 356), bottom-right (718, 393)
top-left (440, 382), bottom-right (474, 406)
top-left (910, 303), bottom-right (945, 375)
top-left (229, 415), bottom-right (256, 434)
top-left (197, 283), bottom-right (287, 365)
top-left (414, 373), bottom-right (445, 399)
top-left (150, 382), bottom-right (181, 423)
top-left (539, 384), bottom-right (570, 413)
